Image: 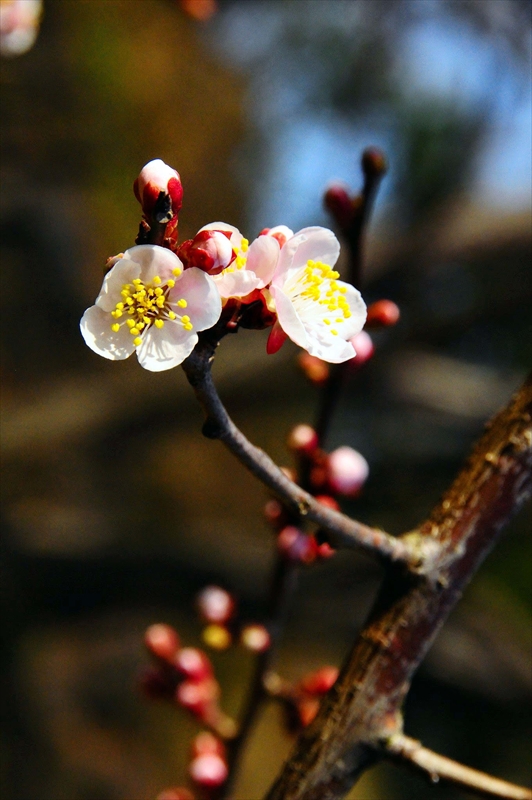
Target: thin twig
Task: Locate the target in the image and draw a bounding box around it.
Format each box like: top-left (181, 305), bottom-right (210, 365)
top-left (181, 335), bottom-right (413, 566)
top-left (383, 733), bottom-right (532, 800)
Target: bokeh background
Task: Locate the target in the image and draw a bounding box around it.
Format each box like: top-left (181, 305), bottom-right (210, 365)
top-left (1, 1), bottom-right (531, 798)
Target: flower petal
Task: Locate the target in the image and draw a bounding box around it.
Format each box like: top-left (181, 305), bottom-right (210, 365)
top-left (271, 286), bottom-right (309, 351)
top-left (169, 267), bottom-right (221, 331)
top-left (122, 244), bottom-right (184, 283)
top-left (246, 235), bottom-right (280, 287)
top-left (136, 321), bottom-right (196, 372)
top-left (95, 257), bottom-right (140, 311)
top-left (273, 227), bottom-right (340, 287)
top-left (80, 305), bottom-right (135, 360)
top-left (213, 270), bottom-right (261, 299)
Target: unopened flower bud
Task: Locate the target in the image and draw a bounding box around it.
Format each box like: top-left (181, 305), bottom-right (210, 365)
top-left (361, 147), bottom-right (387, 178)
top-left (189, 752), bottom-right (228, 789)
top-left (298, 352), bottom-right (330, 385)
top-left (365, 299), bottom-right (400, 328)
top-left (176, 677), bottom-right (220, 717)
top-left (277, 526), bottom-right (318, 564)
top-left (156, 787), bottom-right (195, 800)
top-left (134, 159), bottom-right (183, 223)
top-left (323, 183), bottom-right (354, 229)
top-left (202, 624), bottom-right (232, 651)
top-left (287, 424), bottom-right (319, 457)
top-left (177, 229), bottom-right (233, 275)
top-left (348, 330), bottom-right (374, 368)
top-left (316, 540), bottom-right (336, 559)
top-left (300, 666), bottom-right (339, 695)
top-left (196, 586), bottom-right (235, 624)
top-left (240, 624), bottom-right (271, 653)
top-left (144, 623), bottom-right (180, 663)
top-left (175, 647), bottom-right (213, 682)
top-left (191, 731), bottom-right (225, 759)
top-left (327, 446), bottom-right (369, 498)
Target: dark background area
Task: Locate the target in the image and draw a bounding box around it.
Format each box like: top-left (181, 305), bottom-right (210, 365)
top-left (1, 1), bottom-right (531, 798)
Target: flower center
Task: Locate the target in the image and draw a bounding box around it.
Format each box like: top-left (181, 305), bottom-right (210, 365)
top-left (109, 268), bottom-right (193, 346)
top-left (220, 237), bottom-right (249, 275)
top-left (288, 260), bottom-right (352, 335)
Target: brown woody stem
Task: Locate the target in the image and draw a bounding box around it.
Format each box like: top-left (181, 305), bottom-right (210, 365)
top-left (264, 373), bottom-right (532, 799)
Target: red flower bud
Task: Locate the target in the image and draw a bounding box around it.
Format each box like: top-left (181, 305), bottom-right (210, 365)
top-left (287, 424), bottom-right (319, 457)
top-left (365, 299), bottom-right (400, 328)
top-left (300, 666), bottom-right (339, 695)
top-left (297, 697), bottom-right (320, 727)
top-left (361, 147), bottom-right (387, 178)
top-left (177, 229), bottom-right (234, 275)
top-left (134, 159), bottom-right (183, 222)
top-left (174, 648), bottom-right (213, 682)
top-left (189, 752), bottom-right (228, 789)
top-left (314, 494), bottom-right (340, 511)
top-left (144, 623), bottom-right (180, 663)
top-left (323, 183), bottom-right (354, 229)
top-left (327, 446), bottom-right (369, 498)
top-left (277, 526), bottom-right (318, 564)
top-left (196, 586), bottom-right (235, 625)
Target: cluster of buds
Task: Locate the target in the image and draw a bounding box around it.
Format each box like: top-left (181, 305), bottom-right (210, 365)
top-left (139, 623), bottom-right (235, 738)
top-left (196, 585), bottom-right (271, 654)
top-left (266, 665), bottom-right (339, 732)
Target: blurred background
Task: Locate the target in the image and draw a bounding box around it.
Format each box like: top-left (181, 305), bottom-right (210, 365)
top-left (1, 1), bottom-right (531, 798)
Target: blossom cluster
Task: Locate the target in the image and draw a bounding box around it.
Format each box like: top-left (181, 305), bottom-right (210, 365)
top-left (81, 159), bottom-right (368, 371)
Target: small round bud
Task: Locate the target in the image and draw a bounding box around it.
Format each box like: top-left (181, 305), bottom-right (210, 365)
top-left (298, 353), bottom-right (330, 385)
top-left (240, 624), bottom-right (271, 653)
top-left (196, 585), bottom-right (235, 625)
top-left (189, 752), bottom-right (228, 789)
top-left (316, 540), bottom-right (336, 559)
top-left (176, 678), bottom-right (220, 717)
top-left (202, 624), bottom-right (232, 651)
top-left (191, 731), bottom-right (226, 758)
top-left (327, 446), bottom-right (369, 498)
top-left (174, 647), bottom-right (213, 682)
top-left (361, 147), bottom-right (387, 178)
top-left (323, 183), bottom-right (353, 229)
top-left (134, 159), bottom-right (183, 220)
top-left (287, 424), bottom-right (319, 457)
top-left (365, 299), bottom-right (400, 328)
top-left (348, 330), bottom-right (374, 368)
top-left (144, 623), bottom-right (180, 663)
top-left (178, 229), bottom-right (234, 275)
top-left (277, 526), bottom-right (318, 564)
top-left (156, 788), bottom-right (195, 800)
top-left (300, 666), bottom-right (339, 695)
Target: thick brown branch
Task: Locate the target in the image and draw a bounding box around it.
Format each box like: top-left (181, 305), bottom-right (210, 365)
top-left (181, 336), bottom-right (412, 565)
top-left (383, 734), bottom-right (532, 800)
top-left (264, 374), bottom-right (532, 800)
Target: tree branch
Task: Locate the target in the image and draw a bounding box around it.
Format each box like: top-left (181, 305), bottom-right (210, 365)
top-left (181, 332), bottom-right (413, 566)
top-left (383, 734), bottom-right (532, 800)
top-left (264, 373), bottom-right (532, 800)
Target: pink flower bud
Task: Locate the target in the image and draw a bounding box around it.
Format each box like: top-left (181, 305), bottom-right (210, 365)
top-left (178, 229), bottom-right (234, 275)
top-left (196, 586), bottom-right (235, 624)
top-left (323, 183), bottom-right (354, 229)
top-left (176, 677), bottom-right (220, 717)
top-left (327, 446), bottom-right (369, 497)
top-left (348, 330), bottom-right (374, 368)
top-left (134, 158), bottom-right (183, 222)
top-left (366, 299), bottom-right (400, 328)
top-left (191, 731), bottom-right (226, 758)
top-left (287, 424), bottom-right (319, 457)
top-left (144, 623), bottom-right (180, 662)
top-left (156, 788), bottom-right (195, 800)
top-left (189, 753), bottom-right (228, 789)
top-left (277, 526), bottom-right (318, 564)
top-left (240, 624), bottom-right (271, 653)
top-left (300, 666), bottom-right (339, 695)
top-left (174, 647), bottom-right (213, 682)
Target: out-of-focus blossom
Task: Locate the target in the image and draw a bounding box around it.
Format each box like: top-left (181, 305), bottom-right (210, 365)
top-left (178, 0), bottom-right (217, 22)
top-left (327, 446), bottom-right (369, 497)
top-left (80, 245), bottom-right (221, 372)
top-left (0, 0), bottom-right (42, 57)
top-left (266, 227), bottom-right (367, 362)
top-left (183, 222), bottom-right (279, 299)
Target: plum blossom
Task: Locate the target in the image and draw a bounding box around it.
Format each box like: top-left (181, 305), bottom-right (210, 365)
top-left (80, 245), bottom-right (221, 372)
top-left (195, 222), bottom-right (280, 299)
top-left (266, 227), bottom-right (367, 363)
top-left (1, 0), bottom-right (42, 57)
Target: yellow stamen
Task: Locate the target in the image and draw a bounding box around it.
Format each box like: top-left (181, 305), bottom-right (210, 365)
top-left (177, 299), bottom-right (187, 308)
top-left (111, 323), bottom-right (120, 332)
top-left (133, 336), bottom-right (142, 346)
top-left (154, 319), bottom-right (164, 329)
